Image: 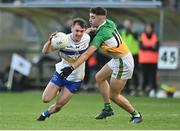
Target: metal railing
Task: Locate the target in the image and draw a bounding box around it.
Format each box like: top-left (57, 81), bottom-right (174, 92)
top-left (0, 0), bottom-right (162, 8)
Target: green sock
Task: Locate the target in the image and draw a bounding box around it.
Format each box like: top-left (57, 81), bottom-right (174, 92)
top-left (104, 103), bottom-right (111, 110)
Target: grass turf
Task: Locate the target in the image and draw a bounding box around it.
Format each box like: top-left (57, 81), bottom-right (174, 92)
top-left (0, 91), bottom-right (180, 130)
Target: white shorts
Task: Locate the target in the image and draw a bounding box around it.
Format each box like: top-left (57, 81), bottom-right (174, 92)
top-left (107, 53), bottom-right (134, 80)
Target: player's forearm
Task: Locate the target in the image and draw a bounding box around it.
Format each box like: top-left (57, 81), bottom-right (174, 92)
top-left (72, 52), bottom-right (89, 69)
top-left (72, 45), bottom-right (97, 69)
top-left (42, 41), bottom-right (53, 54)
top-left (42, 32), bottom-right (57, 54)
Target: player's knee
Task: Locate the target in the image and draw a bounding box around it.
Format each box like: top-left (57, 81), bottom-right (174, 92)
top-left (42, 96), bottom-right (51, 103)
top-left (95, 73), bottom-right (102, 82)
top-left (42, 98), bottom-right (50, 103)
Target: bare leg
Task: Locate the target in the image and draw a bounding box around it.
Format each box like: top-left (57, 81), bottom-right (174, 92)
top-left (37, 86), bottom-right (73, 121)
top-left (110, 78), bottom-right (134, 113)
top-left (48, 87), bottom-right (73, 114)
top-left (42, 82), bottom-right (60, 103)
top-left (95, 64), bottom-right (115, 119)
top-left (95, 64), bottom-right (112, 103)
top-left (95, 64), bottom-right (135, 113)
top-left (110, 77), bottom-right (143, 123)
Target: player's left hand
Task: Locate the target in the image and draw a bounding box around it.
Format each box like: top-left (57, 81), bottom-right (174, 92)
top-left (86, 27), bottom-right (97, 33)
top-left (60, 66), bottom-right (74, 79)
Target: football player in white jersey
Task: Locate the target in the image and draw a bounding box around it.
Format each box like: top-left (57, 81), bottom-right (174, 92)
top-left (37, 18), bottom-right (90, 121)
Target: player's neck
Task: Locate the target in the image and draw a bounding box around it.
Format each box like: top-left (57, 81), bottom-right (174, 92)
top-left (97, 19), bottom-right (106, 30)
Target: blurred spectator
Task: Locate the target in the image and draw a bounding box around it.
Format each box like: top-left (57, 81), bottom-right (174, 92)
top-left (63, 17), bottom-right (74, 34)
top-left (120, 19), bottom-right (140, 95)
top-left (84, 53), bottom-right (98, 90)
top-left (0, 71), bottom-right (7, 92)
top-left (138, 23), bottom-right (159, 96)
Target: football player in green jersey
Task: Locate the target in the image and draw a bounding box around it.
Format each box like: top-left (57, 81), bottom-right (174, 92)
top-left (60, 7), bottom-right (142, 124)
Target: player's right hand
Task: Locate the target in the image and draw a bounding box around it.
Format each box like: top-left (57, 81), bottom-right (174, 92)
top-left (48, 32), bottom-right (58, 42)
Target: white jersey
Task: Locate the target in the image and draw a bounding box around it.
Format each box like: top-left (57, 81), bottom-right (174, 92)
top-left (55, 33), bottom-right (90, 82)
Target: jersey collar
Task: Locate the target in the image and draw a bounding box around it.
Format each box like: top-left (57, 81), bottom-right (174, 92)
top-left (97, 20), bottom-right (106, 31)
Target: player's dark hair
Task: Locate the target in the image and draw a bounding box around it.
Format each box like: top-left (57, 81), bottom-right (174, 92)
top-left (89, 7), bottom-right (107, 16)
top-left (72, 18), bottom-right (87, 28)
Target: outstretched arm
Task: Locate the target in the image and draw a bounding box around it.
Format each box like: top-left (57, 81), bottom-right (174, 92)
top-left (60, 45), bottom-right (97, 79)
top-left (72, 45), bottom-right (97, 69)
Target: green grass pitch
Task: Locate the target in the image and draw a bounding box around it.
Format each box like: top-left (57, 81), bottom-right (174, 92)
top-left (0, 91), bottom-right (180, 130)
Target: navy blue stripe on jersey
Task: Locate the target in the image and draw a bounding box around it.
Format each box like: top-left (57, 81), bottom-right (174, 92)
top-left (112, 32), bottom-right (120, 48)
top-left (60, 48), bottom-right (88, 55)
top-left (114, 29), bottom-right (122, 45)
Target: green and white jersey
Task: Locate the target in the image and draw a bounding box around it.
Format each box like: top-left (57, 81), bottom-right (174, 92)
top-left (91, 19), bottom-right (130, 55)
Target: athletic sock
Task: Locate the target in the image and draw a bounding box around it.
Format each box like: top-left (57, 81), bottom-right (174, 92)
top-left (104, 103), bottom-right (111, 110)
top-left (131, 110), bottom-right (140, 117)
top-left (42, 110), bottom-right (50, 117)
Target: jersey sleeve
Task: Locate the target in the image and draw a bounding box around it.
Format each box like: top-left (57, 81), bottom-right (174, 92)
top-left (90, 29), bottom-right (112, 48)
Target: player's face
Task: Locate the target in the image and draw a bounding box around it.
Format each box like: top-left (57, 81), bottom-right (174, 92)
top-left (71, 23), bottom-right (86, 42)
top-left (89, 13), bottom-right (102, 27)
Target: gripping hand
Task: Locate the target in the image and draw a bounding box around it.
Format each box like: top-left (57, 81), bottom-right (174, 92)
top-left (60, 66), bottom-right (74, 79)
